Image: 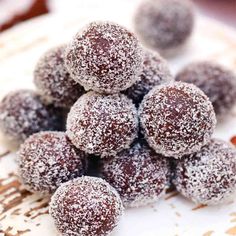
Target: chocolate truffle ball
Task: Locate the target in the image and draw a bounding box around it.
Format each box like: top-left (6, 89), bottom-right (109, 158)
top-left (139, 82), bottom-right (217, 158)
top-left (124, 50), bottom-right (173, 105)
top-left (65, 21), bottom-right (143, 93)
top-left (34, 45), bottom-right (85, 108)
top-left (17, 131), bottom-right (87, 194)
top-left (0, 90), bottom-right (62, 142)
top-left (173, 139), bottom-right (236, 205)
top-left (176, 61), bottom-right (236, 117)
top-left (100, 141), bottom-right (170, 208)
top-left (67, 92), bottom-right (138, 156)
top-left (49, 176), bottom-right (123, 236)
top-left (134, 0), bottom-right (194, 54)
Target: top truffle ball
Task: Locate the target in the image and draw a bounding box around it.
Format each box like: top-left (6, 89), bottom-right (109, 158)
top-left (34, 45), bottom-right (85, 108)
top-left (134, 0), bottom-right (194, 54)
top-left (139, 82), bottom-right (216, 158)
top-left (65, 21), bottom-right (143, 94)
top-left (176, 61), bottom-right (236, 117)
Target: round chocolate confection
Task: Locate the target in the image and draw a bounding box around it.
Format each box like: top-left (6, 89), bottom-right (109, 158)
top-left (134, 0), bottom-right (194, 54)
top-left (17, 131), bottom-right (87, 194)
top-left (34, 45), bottom-right (85, 108)
top-left (0, 90), bottom-right (62, 142)
top-left (139, 82), bottom-right (217, 158)
top-left (65, 21), bottom-right (143, 93)
top-left (124, 50), bottom-right (173, 105)
top-left (49, 176), bottom-right (123, 236)
top-left (100, 141), bottom-right (170, 208)
top-left (176, 61), bottom-right (236, 117)
top-left (173, 139), bottom-right (236, 205)
top-left (66, 92), bottom-right (138, 156)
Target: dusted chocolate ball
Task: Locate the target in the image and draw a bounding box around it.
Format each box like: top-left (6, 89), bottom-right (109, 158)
top-left (124, 50), bottom-right (173, 104)
top-left (65, 21), bottom-right (143, 93)
top-left (134, 0), bottom-right (194, 54)
top-left (176, 61), bottom-right (236, 116)
top-left (49, 176), bottom-right (123, 236)
top-left (0, 90), bottom-right (62, 142)
top-left (34, 45), bottom-right (85, 108)
top-left (17, 131), bottom-right (87, 194)
top-left (173, 139), bottom-right (236, 205)
top-left (67, 92), bottom-right (138, 156)
top-left (139, 82), bottom-right (216, 158)
top-left (100, 141), bottom-right (170, 208)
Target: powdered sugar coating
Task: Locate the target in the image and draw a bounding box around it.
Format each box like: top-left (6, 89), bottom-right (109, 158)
top-left (134, 0), bottom-right (194, 53)
top-left (66, 92), bottom-right (138, 156)
top-left (17, 131), bottom-right (88, 195)
top-left (100, 141), bottom-right (170, 208)
top-left (139, 82), bottom-right (217, 158)
top-left (0, 90), bottom-right (62, 142)
top-left (124, 50), bottom-right (173, 105)
top-left (49, 176), bottom-right (123, 236)
top-left (34, 45), bottom-right (85, 108)
top-left (173, 139), bottom-right (236, 205)
top-left (176, 61), bottom-right (236, 117)
top-left (65, 21), bottom-right (144, 93)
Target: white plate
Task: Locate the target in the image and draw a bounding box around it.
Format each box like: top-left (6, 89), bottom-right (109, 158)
top-left (1, 1), bottom-right (236, 235)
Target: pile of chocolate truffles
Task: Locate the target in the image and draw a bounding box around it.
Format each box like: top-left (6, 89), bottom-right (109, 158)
top-left (0, 0), bottom-right (236, 236)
